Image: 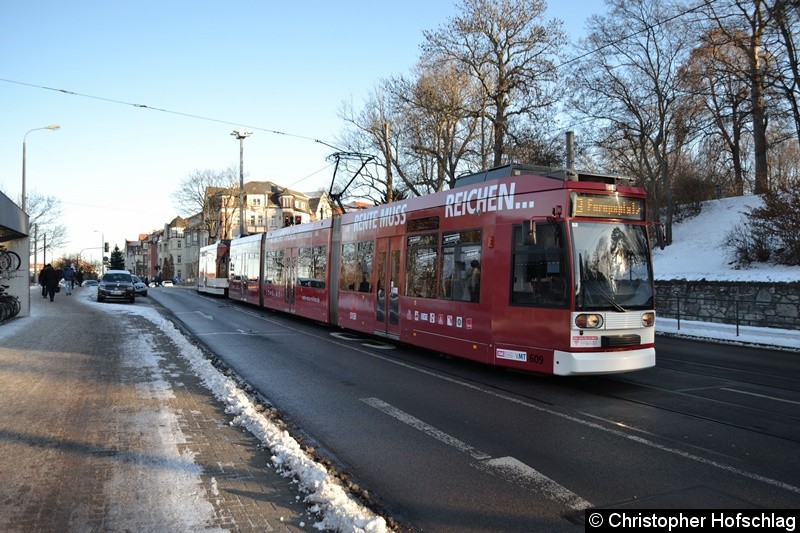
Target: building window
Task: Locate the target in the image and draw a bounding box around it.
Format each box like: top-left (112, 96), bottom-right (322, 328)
top-left (177, 255), bottom-right (182, 264)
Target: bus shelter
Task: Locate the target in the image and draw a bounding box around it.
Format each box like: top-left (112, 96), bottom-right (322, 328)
top-left (0, 191), bottom-right (30, 318)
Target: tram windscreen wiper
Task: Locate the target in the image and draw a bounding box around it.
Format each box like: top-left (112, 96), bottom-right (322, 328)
top-left (595, 286), bottom-right (627, 313)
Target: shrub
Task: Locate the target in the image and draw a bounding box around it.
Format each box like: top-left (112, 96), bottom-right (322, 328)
top-left (725, 188), bottom-right (800, 267)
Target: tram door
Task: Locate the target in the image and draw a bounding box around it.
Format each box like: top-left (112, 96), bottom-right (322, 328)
top-left (375, 236), bottom-right (402, 338)
top-left (283, 248), bottom-right (297, 312)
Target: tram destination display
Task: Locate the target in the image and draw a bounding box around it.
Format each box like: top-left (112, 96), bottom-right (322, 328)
top-left (570, 193), bottom-right (645, 220)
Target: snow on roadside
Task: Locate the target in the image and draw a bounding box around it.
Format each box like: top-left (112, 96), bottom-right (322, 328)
top-left (83, 295), bottom-right (389, 533)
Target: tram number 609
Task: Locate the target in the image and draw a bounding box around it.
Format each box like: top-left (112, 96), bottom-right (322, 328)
top-left (531, 354), bottom-right (544, 365)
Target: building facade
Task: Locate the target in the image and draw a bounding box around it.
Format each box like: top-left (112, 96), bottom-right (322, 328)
top-left (125, 180), bottom-right (335, 284)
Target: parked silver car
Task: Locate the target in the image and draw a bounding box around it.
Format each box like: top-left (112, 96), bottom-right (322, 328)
top-left (131, 275), bottom-right (148, 297)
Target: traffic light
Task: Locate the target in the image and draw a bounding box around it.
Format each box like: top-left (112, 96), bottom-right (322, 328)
top-left (294, 215), bottom-right (302, 225)
top-left (104, 242), bottom-right (109, 252)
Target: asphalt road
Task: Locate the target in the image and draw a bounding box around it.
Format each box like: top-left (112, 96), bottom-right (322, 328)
top-left (146, 287), bottom-right (800, 532)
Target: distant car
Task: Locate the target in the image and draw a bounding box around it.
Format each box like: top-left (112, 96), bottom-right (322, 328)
top-left (131, 275), bottom-right (148, 297)
top-left (161, 280), bottom-right (174, 287)
top-left (81, 279), bottom-right (99, 287)
top-left (97, 270), bottom-right (135, 303)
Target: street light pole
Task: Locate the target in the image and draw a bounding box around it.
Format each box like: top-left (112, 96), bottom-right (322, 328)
top-left (22, 124), bottom-right (60, 212)
top-left (94, 230), bottom-right (105, 277)
top-left (230, 129), bottom-right (252, 237)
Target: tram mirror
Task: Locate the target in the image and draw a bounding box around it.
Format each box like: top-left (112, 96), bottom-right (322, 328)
top-left (523, 219), bottom-right (537, 245)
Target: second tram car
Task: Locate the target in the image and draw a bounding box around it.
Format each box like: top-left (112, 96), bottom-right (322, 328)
top-left (215, 164), bottom-right (656, 376)
top-left (197, 240), bottom-right (230, 296)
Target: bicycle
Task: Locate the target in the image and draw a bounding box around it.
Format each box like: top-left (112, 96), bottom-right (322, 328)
top-left (0, 284), bottom-right (21, 322)
top-left (0, 246), bottom-right (22, 278)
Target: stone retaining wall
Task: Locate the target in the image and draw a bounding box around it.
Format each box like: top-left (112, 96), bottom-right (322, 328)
top-left (655, 280), bottom-right (800, 330)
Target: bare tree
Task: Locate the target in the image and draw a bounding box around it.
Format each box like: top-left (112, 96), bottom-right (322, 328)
top-left (388, 59), bottom-right (484, 192)
top-left (766, 0), bottom-right (800, 147)
top-left (172, 166), bottom-right (237, 241)
top-left (336, 87), bottom-right (399, 206)
top-left (680, 28), bottom-right (753, 195)
top-left (702, 0), bottom-right (776, 194)
top-left (568, 0), bottom-right (697, 245)
top-left (422, 0), bottom-right (566, 167)
top-left (25, 192), bottom-right (68, 259)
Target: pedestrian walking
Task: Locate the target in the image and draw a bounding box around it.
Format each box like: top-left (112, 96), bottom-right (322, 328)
top-left (38, 265), bottom-right (49, 298)
top-left (41, 264), bottom-right (59, 302)
top-left (62, 264), bottom-right (75, 295)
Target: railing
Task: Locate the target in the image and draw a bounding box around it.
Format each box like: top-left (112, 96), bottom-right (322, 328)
top-left (656, 295), bottom-right (799, 336)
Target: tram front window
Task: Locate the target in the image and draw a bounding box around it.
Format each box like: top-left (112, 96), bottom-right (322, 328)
top-left (572, 222), bottom-right (654, 311)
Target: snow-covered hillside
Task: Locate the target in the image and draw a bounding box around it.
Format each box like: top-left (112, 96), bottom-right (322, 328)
top-left (652, 195), bottom-right (800, 282)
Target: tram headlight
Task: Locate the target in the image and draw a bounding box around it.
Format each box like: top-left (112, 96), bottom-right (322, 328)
top-left (575, 314), bottom-right (603, 329)
top-left (641, 312), bottom-right (655, 327)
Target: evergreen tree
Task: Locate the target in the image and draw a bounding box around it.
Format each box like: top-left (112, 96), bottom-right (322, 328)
top-left (109, 245), bottom-right (126, 270)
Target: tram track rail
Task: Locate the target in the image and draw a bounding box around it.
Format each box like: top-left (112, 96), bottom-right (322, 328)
top-left (571, 367), bottom-right (800, 446)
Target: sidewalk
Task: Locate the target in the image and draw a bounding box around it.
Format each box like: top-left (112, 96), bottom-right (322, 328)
top-left (0, 286), bottom-right (317, 532)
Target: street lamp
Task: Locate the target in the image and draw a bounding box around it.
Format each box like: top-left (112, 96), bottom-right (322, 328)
top-left (230, 129), bottom-right (252, 237)
top-left (22, 124), bottom-right (60, 212)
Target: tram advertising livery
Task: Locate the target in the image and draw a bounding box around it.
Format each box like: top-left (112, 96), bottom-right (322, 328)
top-left (209, 164), bottom-right (656, 376)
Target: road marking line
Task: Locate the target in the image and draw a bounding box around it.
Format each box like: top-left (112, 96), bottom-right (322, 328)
top-left (225, 303), bottom-right (800, 496)
top-left (478, 457), bottom-right (592, 511)
top-left (361, 397), bottom-right (490, 460)
top-left (720, 387), bottom-right (800, 406)
top-left (361, 397), bottom-right (591, 510)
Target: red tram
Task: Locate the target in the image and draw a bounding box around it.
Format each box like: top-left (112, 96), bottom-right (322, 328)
top-left (220, 164), bottom-right (656, 376)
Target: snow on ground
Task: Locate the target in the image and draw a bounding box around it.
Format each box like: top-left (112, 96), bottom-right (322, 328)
top-left (652, 194), bottom-right (800, 283)
top-left (3, 289), bottom-right (388, 533)
top-left (118, 300), bottom-right (388, 533)
top-left (652, 194), bottom-right (799, 350)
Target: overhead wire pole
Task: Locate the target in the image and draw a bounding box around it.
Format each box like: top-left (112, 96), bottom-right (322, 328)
top-left (231, 129), bottom-right (252, 237)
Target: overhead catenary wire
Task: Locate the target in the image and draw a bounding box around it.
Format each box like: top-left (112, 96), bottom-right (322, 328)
top-left (0, 77), bottom-right (345, 154)
top-left (0, 0), bottom-right (722, 175)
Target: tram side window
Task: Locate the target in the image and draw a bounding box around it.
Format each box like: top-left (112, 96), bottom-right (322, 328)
top-left (340, 241), bottom-right (373, 291)
top-left (298, 246), bottom-right (327, 288)
top-left (405, 234), bottom-right (438, 299)
top-left (229, 254), bottom-right (240, 282)
top-left (245, 251), bottom-right (260, 283)
top-left (265, 249), bottom-right (284, 285)
top-left (312, 245), bottom-right (327, 287)
top-left (510, 222), bottom-right (569, 308)
top-left (439, 229), bottom-right (482, 302)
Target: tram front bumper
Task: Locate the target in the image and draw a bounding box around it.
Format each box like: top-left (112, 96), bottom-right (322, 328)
top-left (552, 347), bottom-right (655, 376)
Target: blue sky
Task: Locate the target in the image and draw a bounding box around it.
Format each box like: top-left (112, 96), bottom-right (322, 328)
top-left (1, 0), bottom-right (605, 262)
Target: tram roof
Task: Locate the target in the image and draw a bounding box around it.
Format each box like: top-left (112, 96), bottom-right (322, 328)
top-left (454, 164), bottom-right (637, 188)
